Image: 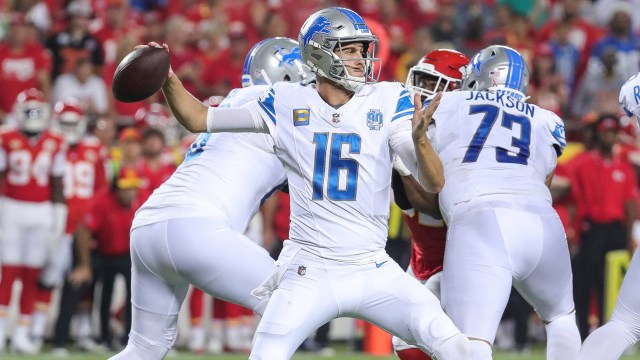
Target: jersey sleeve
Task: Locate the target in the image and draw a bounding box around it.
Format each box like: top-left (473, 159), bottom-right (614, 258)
top-left (388, 85), bottom-right (420, 177)
top-left (544, 112), bottom-right (567, 156)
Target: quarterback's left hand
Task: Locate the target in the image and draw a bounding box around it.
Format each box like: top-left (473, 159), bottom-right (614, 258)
top-left (411, 92), bottom-right (441, 143)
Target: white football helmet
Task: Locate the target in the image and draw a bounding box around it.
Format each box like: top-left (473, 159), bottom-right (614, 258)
top-left (298, 7), bottom-right (380, 92)
top-left (13, 88), bottom-right (50, 134)
top-left (620, 72), bottom-right (640, 129)
top-left (53, 98), bottom-right (87, 145)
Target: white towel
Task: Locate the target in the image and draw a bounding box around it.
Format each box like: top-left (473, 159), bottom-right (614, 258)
top-left (251, 240), bottom-right (302, 300)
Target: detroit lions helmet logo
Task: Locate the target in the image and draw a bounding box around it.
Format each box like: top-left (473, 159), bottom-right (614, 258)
top-left (275, 46), bottom-right (302, 67)
top-left (301, 16), bottom-right (332, 52)
top-left (471, 54), bottom-right (483, 76)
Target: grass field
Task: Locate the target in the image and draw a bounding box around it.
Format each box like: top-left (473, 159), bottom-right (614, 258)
top-left (1, 349), bottom-right (639, 360)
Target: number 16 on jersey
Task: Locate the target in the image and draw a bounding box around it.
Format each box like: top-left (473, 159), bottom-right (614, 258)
top-left (312, 133), bottom-right (361, 201)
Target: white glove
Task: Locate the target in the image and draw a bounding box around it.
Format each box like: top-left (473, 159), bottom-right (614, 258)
top-left (392, 155), bottom-right (412, 177)
top-left (51, 203), bottom-right (68, 242)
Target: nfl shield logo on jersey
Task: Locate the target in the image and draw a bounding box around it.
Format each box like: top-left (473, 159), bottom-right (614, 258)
top-left (297, 265), bottom-right (306, 276)
top-left (367, 109), bottom-right (383, 130)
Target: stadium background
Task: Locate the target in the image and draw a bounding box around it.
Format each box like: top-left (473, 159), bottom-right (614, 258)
top-left (2, 0), bottom-right (640, 357)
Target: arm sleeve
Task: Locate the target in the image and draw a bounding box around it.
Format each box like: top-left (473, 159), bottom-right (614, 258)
top-left (205, 103), bottom-right (270, 133)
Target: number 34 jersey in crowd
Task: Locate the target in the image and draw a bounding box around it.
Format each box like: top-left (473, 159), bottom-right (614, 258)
top-left (0, 127), bottom-right (66, 202)
top-left (247, 81), bottom-right (416, 262)
top-left (429, 90), bottom-right (566, 222)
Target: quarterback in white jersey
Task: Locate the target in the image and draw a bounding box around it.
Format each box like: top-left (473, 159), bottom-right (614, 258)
top-left (431, 45), bottom-right (581, 360)
top-left (157, 7), bottom-right (469, 360)
top-left (576, 73), bottom-right (640, 360)
top-left (109, 37), bottom-right (312, 360)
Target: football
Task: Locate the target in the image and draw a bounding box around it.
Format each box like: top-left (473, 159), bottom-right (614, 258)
top-left (112, 46), bottom-right (171, 103)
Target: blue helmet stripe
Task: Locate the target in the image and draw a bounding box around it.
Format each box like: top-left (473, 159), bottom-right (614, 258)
top-left (335, 7), bottom-right (370, 32)
top-left (504, 48), bottom-right (514, 90)
top-left (243, 39), bottom-right (268, 76)
top-left (505, 48), bottom-right (524, 91)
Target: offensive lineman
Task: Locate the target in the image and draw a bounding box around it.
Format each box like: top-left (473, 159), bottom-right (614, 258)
top-left (575, 73), bottom-right (640, 359)
top-left (391, 49), bottom-right (470, 360)
top-left (156, 7), bottom-right (470, 360)
top-left (109, 37), bottom-right (313, 360)
top-left (431, 45), bottom-right (581, 359)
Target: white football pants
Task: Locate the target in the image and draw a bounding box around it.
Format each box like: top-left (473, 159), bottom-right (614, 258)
top-left (392, 267), bottom-right (442, 352)
top-left (0, 197), bottom-right (53, 267)
top-left (109, 216), bottom-right (275, 360)
top-left (441, 196), bottom-right (581, 360)
top-left (249, 242), bottom-right (470, 360)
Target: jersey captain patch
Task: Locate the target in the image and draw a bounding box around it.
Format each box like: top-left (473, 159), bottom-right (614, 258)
top-left (293, 108), bottom-right (310, 126)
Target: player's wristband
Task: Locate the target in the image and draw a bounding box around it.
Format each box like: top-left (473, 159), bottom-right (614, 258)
top-left (393, 156), bottom-right (412, 177)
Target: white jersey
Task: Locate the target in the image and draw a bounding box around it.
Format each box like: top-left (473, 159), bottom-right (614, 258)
top-left (430, 90), bottom-right (566, 222)
top-left (132, 85), bottom-right (287, 232)
top-left (246, 81), bottom-right (416, 262)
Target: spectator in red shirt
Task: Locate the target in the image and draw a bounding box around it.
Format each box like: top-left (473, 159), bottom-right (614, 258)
top-left (0, 13), bottom-right (52, 122)
top-left (72, 166), bottom-right (142, 349)
top-left (92, 0), bottom-right (135, 67)
top-left (199, 21), bottom-right (249, 96)
top-left (138, 127), bottom-right (175, 201)
top-left (165, 15), bottom-right (200, 96)
top-left (570, 114), bottom-right (639, 339)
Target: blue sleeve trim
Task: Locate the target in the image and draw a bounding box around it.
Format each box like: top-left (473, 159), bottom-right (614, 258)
top-left (392, 109), bottom-right (413, 121)
top-left (258, 101), bottom-right (276, 124)
top-left (394, 94), bottom-right (413, 115)
top-left (257, 88), bottom-right (277, 124)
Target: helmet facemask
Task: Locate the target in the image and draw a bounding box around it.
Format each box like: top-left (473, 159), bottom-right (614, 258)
top-left (55, 111), bottom-right (86, 145)
top-left (325, 39), bottom-right (381, 92)
top-left (299, 8), bottom-right (381, 93)
top-left (407, 68), bottom-right (460, 103)
top-left (16, 101), bottom-right (50, 134)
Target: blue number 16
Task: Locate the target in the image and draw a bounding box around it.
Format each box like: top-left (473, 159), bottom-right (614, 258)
top-left (312, 133), bottom-right (361, 201)
top-left (463, 104), bottom-right (531, 165)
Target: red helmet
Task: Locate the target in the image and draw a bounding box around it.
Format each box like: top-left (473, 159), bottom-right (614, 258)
top-left (13, 88), bottom-right (50, 133)
top-left (53, 98), bottom-right (87, 144)
top-left (134, 103), bottom-right (171, 129)
top-left (406, 49), bottom-right (470, 100)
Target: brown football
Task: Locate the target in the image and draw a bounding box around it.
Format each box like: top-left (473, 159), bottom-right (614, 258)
top-left (112, 46), bottom-right (170, 103)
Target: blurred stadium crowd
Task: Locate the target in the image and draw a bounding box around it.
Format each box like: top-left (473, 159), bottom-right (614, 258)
top-left (1, 0), bottom-right (640, 357)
